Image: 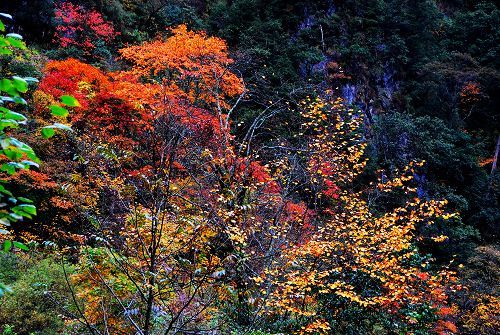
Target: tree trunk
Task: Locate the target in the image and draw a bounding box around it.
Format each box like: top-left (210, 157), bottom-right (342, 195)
top-left (492, 135), bottom-right (500, 175)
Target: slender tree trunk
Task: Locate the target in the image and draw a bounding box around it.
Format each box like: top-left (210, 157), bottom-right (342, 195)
top-left (144, 278), bottom-right (155, 335)
top-left (491, 135), bottom-right (500, 175)
top-left (144, 215), bottom-right (158, 335)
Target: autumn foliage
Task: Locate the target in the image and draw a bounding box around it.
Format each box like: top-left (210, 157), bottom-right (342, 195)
top-left (119, 25), bottom-right (243, 105)
top-left (53, 2), bottom-right (117, 54)
top-left (7, 22), bottom-right (465, 335)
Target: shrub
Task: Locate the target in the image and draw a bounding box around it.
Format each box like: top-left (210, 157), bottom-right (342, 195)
top-left (0, 254), bottom-right (73, 335)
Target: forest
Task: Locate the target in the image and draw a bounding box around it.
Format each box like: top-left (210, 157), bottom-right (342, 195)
top-left (0, 0), bottom-right (498, 334)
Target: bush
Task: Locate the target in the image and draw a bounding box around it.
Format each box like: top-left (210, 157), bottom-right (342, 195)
top-left (0, 253), bottom-right (73, 335)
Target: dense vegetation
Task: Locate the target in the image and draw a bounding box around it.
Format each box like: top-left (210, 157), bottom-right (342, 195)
top-left (0, 1), bottom-right (498, 334)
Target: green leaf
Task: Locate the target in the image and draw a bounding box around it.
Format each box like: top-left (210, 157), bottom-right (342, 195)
top-left (23, 150), bottom-right (39, 162)
top-left (3, 110), bottom-right (27, 122)
top-left (13, 241), bottom-right (29, 251)
top-left (52, 123), bottom-right (72, 131)
top-left (0, 118), bottom-right (19, 130)
top-left (12, 76), bottom-right (28, 93)
top-left (21, 160), bottom-right (39, 168)
top-left (1, 162), bottom-right (22, 175)
top-left (41, 127), bottom-right (55, 139)
top-left (18, 204), bottom-right (36, 215)
top-left (3, 240), bottom-right (11, 251)
top-left (17, 197), bottom-right (33, 203)
top-left (6, 33), bottom-right (22, 40)
top-left (23, 77), bottom-right (39, 84)
top-left (6, 36), bottom-right (25, 49)
top-left (0, 47), bottom-right (13, 56)
top-left (10, 137), bottom-right (30, 149)
top-left (50, 105), bottom-right (69, 117)
top-left (1, 96), bottom-right (27, 104)
top-left (9, 213), bottom-right (23, 221)
top-left (0, 186), bottom-right (13, 196)
top-left (3, 148), bottom-right (23, 161)
top-left (0, 78), bottom-right (15, 94)
top-left (41, 123), bottom-right (72, 138)
top-left (0, 20), bottom-right (4, 32)
top-left (60, 95), bottom-right (80, 107)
